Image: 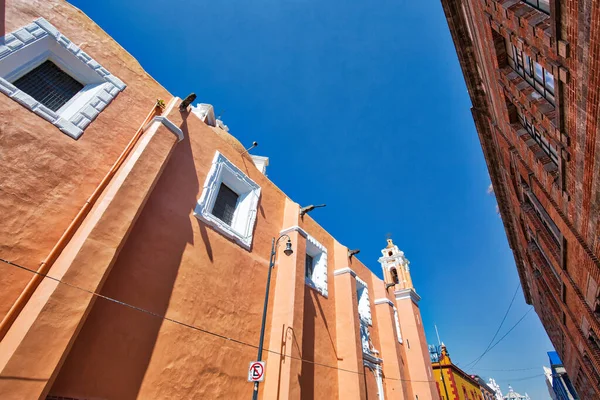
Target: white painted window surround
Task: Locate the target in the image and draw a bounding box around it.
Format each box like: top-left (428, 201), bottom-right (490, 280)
top-left (393, 307), bottom-right (403, 343)
top-left (356, 277), bottom-right (375, 355)
top-left (374, 298), bottom-right (403, 343)
top-left (194, 151), bottom-right (261, 250)
top-left (304, 233), bottom-right (328, 297)
top-left (0, 18), bottom-right (126, 139)
top-left (356, 277), bottom-right (372, 326)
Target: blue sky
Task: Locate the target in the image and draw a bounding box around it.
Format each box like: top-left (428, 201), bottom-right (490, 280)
top-left (70, 0), bottom-right (553, 396)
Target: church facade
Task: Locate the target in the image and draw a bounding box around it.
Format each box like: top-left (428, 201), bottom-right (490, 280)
top-left (0, 1), bottom-right (439, 399)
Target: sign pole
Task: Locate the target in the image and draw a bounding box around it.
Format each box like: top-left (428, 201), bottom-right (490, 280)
top-left (252, 237), bottom-right (277, 400)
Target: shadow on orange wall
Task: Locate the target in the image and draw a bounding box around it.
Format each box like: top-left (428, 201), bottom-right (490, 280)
top-left (300, 287), bottom-right (316, 400)
top-left (49, 116), bottom-right (200, 399)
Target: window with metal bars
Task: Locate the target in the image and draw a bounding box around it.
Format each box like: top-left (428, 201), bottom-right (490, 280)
top-left (506, 43), bottom-right (555, 104)
top-left (211, 183), bottom-right (239, 226)
top-left (516, 108), bottom-right (559, 165)
top-left (305, 254), bottom-right (314, 279)
top-left (13, 61), bottom-right (83, 112)
top-left (524, 0), bottom-right (550, 14)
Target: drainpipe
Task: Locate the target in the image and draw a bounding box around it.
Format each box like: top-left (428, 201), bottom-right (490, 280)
top-left (0, 100), bottom-right (166, 341)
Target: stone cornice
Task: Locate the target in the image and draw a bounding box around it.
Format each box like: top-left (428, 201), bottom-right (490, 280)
top-left (280, 225), bottom-right (308, 238)
top-left (373, 298), bottom-right (394, 307)
top-left (280, 226), bottom-right (327, 254)
top-left (394, 288), bottom-right (421, 305)
top-left (333, 267), bottom-right (356, 278)
top-left (145, 115), bottom-right (184, 142)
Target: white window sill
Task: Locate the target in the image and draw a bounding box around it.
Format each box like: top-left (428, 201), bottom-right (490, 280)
top-left (305, 277), bottom-right (328, 298)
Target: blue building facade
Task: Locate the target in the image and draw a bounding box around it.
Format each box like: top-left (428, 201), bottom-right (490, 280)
top-left (548, 351), bottom-right (579, 400)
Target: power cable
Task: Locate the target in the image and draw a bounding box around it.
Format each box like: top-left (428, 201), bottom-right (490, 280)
top-left (478, 308), bottom-right (533, 357)
top-left (0, 257), bottom-right (437, 383)
top-left (471, 366), bottom-right (540, 372)
top-left (464, 307), bottom-right (533, 373)
top-left (0, 257), bottom-right (544, 386)
top-left (462, 283), bottom-right (521, 370)
top-left (505, 373), bottom-right (544, 382)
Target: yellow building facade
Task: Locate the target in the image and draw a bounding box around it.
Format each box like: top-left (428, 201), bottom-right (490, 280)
top-left (432, 345), bottom-right (484, 400)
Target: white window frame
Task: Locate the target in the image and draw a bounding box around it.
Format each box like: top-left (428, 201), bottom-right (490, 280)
top-left (304, 233), bottom-right (328, 297)
top-left (356, 277), bottom-right (377, 356)
top-left (393, 306), bottom-right (403, 343)
top-left (356, 277), bottom-right (372, 326)
top-left (0, 18), bottom-right (126, 139)
top-left (194, 151), bottom-right (261, 250)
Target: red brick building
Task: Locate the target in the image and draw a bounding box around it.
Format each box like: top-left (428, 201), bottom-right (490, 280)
top-left (440, 0), bottom-right (600, 398)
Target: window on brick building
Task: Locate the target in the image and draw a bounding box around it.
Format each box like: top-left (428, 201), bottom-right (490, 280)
top-left (582, 353), bottom-right (600, 386)
top-left (516, 108), bottom-right (559, 165)
top-left (491, 29), bottom-right (508, 68)
top-left (523, 185), bottom-right (561, 245)
top-left (505, 97), bottom-right (518, 123)
top-left (391, 267), bottom-right (399, 284)
top-left (529, 227), bottom-right (561, 283)
top-left (589, 331), bottom-right (600, 354)
top-left (507, 43), bottom-right (555, 104)
top-left (585, 276), bottom-right (599, 309)
top-left (524, 0), bottom-right (550, 14)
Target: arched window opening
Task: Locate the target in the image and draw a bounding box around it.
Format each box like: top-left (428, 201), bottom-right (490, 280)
top-left (390, 268), bottom-right (399, 284)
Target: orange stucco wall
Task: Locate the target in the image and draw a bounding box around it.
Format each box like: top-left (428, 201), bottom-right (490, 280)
top-left (0, 0), bottom-right (170, 322)
top-left (0, 1), bottom-right (440, 399)
top-left (298, 217), bottom-right (339, 399)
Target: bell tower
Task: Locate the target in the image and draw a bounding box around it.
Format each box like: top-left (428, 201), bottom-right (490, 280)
top-left (378, 238), bottom-right (413, 290)
top-left (379, 237), bottom-right (441, 400)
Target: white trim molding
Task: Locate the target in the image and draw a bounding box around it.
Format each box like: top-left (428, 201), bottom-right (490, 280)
top-left (194, 151), bottom-right (261, 250)
top-left (250, 155), bottom-right (269, 175)
top-left (363, 361), bottom-right (385, 400)
top-left (304, 232), bottom-right (328, 297)
top-left (191, 103), bottom-right (216, 126)
top-left (333, 267), bottom-right (356, 277)
top-left (0, 18), bottom-right (126, 139)
top-left (356, 278), bottom-right (372, 326)
top-left (363, 353), bottom-right (383, 365)
top-left (280, 225), bottom-right (308, 238)
top-left (374, 298), bottom-right (403, 343)
top-left (394, 288), bottom-right (421, 305)
top-left (143, 115), bottom-right (183, 142)
top-left (374, 298), bottom-right (394, 307)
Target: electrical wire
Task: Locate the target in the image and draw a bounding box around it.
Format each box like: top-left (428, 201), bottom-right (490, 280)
top-left (464, 307), bottom-right (533, 374)
top-left (462, 283), bottom-right (521, 370)
top-left (504, 373), bottom-right (545, 382)
top-left (0, 257), bottom-right (545, 386)
top-left (471, 366), bottom-right (540, 372)
top-left (477, 308), bottom-right (533, 357)
top-left (0, 257), bottom-right (438, 384)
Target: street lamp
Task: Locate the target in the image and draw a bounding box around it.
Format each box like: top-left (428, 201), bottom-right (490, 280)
top-left (252, 234), bottom-right (293, 400)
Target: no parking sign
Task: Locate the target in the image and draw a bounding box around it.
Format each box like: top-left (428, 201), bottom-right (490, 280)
top-left (248, 361), bottom-right (265, 382)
